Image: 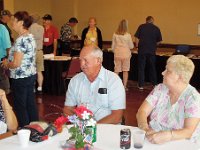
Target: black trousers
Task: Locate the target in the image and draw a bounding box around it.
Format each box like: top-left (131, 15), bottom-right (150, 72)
top-left (138, 54), bottom-right (157, 87)
top-left (11, 75), bottom-right (39, 127)
top-left (60, 41), bottom-right (71, 54)
top-left (43, 44), bottom-right (54, 54)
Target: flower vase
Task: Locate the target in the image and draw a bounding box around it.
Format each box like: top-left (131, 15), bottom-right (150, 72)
top-left (86, 125), bottom-right (96, 143)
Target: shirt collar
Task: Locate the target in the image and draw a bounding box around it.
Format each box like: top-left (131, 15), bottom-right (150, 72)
top-left (83, 66), bottom-right (105, 82)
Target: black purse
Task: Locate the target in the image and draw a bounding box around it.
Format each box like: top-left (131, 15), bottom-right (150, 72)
top-left (21, 122), bottom-right (58, 142)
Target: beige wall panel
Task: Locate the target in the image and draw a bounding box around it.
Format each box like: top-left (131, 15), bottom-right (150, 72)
top-left (51, 0), bottom-right (75, 34)
top-left (77, 0), bottom-right (200, 45)
top-left (5, 0), bottom-right (200, 45)
top-left (13, 0), bottom-right (52, 25)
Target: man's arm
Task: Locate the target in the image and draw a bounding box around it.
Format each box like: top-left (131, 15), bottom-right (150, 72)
top-left (53, 39), bottom-right (57, 56)
top-left (97, 109), bottom-right (124, 124)
top-left (135, 37), bottom-right (139, 48)
top-left (63, 106), bottom-right (75, 116)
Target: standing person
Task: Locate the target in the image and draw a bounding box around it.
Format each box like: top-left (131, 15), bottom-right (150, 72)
top-left (134, 16), bottom-right (162, 90)
top-left (60, 17), bottom-right (78, 54)
top-left (0, 10), bottom-right (14, 43)
top-left (2, 11), bottom-right (39, 127)
top-left (81, 17), bottom-right (103, 49)
top-left (29, 14), bottom-right (44, 94)
top-left (112, 19), bottom-right (134, 91)
top-left (0, 24), bottom-right (11, 94)
top-left (42, 14), bottom-right (59, 55)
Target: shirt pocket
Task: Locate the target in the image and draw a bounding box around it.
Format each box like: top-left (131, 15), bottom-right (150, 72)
top-left (96, 93), bottom-right (109, 108)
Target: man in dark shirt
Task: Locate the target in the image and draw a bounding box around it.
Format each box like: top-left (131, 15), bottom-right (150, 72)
top-left (60, 17), bottom-right (78, 55)
top-left (0, 10), bottom-right (14, 44)
top-left (135, 16), bottom-right (162, 90)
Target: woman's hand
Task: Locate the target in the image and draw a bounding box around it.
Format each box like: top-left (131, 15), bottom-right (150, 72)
top-left (0, 89), bottom-right (10, 108)
top-left (0, 89), bottom-right (6, 102)
top-left (1, 59), bottom-right (9, 69)
top-left (146, 131), bottom-right (171, 144)
top-left (146, 128), bottom-right (157, 135)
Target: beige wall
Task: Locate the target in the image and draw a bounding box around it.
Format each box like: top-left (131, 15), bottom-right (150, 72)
top-left (3, 0), bottom-right (14, 13)
top-left (51, 0), bottom-right (76, 33)
top-left (77, 0), bottom-right (200, 45)
top-left (4, 0), bottom-right (200, 45)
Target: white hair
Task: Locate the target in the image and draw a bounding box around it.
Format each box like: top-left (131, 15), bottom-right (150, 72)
top-left (90, 46), bottom-right (103, 62)
top-left (167, 55), bottom-right (194, 83)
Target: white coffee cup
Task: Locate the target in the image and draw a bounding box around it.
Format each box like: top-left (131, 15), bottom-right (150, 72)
top-left (18, 129), bottom-right (31, 147)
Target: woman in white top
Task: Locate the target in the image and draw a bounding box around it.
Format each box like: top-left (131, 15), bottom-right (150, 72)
top-left (112, 19), bottom-right (134, 91)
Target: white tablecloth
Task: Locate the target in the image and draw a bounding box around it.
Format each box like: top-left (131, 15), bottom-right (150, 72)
top-left (0, 124), bottom-right (199, 150)
top-left (43, 54), bottom-right (71, 61)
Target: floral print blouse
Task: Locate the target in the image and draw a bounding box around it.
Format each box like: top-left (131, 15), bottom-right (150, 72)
top-left (9, 34), bottom-right (36, 79)
top-left (146, 83), bottom-right (200, 143)
top-left (60, 23), bottom-right (72, 42)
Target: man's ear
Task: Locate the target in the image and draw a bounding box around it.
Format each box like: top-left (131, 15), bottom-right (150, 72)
top-left (97, 57), bottom-right (102, 64)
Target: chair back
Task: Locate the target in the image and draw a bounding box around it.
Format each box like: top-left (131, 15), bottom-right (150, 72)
top-left (66, 57), bottom-right (81, 79)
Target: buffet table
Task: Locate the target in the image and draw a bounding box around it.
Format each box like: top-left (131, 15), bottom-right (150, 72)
top-left (0, 124), bottom-right (199, 150)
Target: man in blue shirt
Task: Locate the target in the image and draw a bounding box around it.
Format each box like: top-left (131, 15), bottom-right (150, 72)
top-left (0, 24), bottom-right (11, 94)
top-left (63, 46), bottom-right (125, 124)
top-left (135, 16), bottom-right (162, 90)
top-left (0, 10), bottom-right (13, 43)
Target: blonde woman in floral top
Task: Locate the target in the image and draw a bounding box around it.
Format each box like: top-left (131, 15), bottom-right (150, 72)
top-left (136, 55), bottom-right (200, 144)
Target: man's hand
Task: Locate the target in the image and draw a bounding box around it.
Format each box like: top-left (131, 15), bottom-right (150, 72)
top-left (63, 106), bottom-right (75, 116)
top-left (97, 109), bottom-right (124, 124)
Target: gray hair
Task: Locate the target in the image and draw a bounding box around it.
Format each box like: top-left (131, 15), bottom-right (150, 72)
top-left (167, 55), bottom-right (194, 83)
top-left (90, 46), bottom-right (103, 62)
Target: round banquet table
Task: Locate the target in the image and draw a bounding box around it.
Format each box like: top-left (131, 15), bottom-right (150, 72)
top-left (0, 124), bottom-right (199, 150)
top-left (43, 56), bottom-right (71, 95)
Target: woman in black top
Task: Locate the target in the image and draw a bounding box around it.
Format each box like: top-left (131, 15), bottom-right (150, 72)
top-left (81, 17), bottom-right (102, 49)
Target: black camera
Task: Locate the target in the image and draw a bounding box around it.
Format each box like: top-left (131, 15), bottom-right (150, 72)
top-left (98, 88), bottom-right (107, 94)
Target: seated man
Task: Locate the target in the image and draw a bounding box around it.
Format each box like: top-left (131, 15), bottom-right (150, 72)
top-left (63, 46), bottom-right (125, 124)
top-left (0, 89), bottom-right (18, 134)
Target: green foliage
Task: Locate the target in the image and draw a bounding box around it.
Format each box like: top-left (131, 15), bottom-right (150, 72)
top-left (68, 126), bottom-right (87, 148)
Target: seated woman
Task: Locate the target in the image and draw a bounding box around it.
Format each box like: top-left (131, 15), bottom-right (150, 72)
top-left (136, 55), bottom-right (200, 144)
top-left (0, 89), bottom-right (18, 134)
